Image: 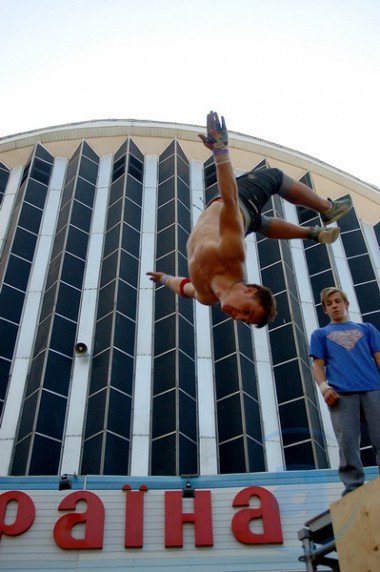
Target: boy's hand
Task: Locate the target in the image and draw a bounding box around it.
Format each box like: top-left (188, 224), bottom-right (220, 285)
top-left (198, 111), bottom-right (228, 151)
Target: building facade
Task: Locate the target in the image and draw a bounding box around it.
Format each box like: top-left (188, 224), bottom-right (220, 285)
top-left (0, 120), bottom-right (379, 570)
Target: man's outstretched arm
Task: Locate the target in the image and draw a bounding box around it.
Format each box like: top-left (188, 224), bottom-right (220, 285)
top-left (199, 111), bottom-right (244, 260)
top-left (147, 271), bottom-right (196, 298)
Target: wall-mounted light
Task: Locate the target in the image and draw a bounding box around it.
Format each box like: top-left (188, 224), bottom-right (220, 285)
top-left (58, 474), bottom-right (73, 491)
top-left (182, 480), bottom-right (195, 498)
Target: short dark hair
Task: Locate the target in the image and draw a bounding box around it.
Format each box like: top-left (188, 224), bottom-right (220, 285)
top-left (246, 283), bottom-right (277, 328)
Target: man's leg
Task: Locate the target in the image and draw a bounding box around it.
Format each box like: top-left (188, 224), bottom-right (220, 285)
top-left (280, 177), bottom-right (352, 224)
top-left (361, 391), bottom-right (380, 474)
top-left (258, 216), bottom-right (340, 244)
top-left (329, 393), bottom-right (365, 495)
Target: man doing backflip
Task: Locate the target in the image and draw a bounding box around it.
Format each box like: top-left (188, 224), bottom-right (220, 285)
top-left (148, 111), bottom-right (352, 328)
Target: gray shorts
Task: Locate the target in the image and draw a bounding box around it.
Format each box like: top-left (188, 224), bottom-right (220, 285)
top-left (236, 168), bottom-right (293, 235)
top-left (207, 168), bottom-right (294, 236)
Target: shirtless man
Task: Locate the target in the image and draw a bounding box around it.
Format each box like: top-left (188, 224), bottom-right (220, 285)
top-left (147, 111), bottom-right (352, 328)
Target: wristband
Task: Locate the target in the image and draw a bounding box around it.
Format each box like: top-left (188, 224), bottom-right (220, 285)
top-left (319, 381), bottom-right (332, 395)
top-left (213, 147), bottom-right (230, 165)
top-left (160, 274), bottom-right (172, 285)
top-left (180, 278), bottom-right (192, 298)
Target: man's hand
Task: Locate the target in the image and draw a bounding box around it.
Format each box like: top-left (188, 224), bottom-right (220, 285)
top-left (147, 271), bottom-right (166, 284)
top-left (198, 111), bottom-right (228, 151)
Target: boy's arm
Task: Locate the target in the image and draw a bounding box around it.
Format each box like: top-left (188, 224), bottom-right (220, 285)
top-left (312, 357), bottom-right (340, 406)
top-left (147, 271), bottom-right (196, 299)
top-left (199, 111), bottom-right (245, 260)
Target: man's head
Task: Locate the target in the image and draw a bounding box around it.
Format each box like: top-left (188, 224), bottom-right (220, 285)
top-left (320, 287), bottom-right (349, 323)
top-left (221, 283), bottom-right (277, 328)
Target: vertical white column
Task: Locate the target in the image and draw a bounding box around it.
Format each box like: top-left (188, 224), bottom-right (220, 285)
top-left (0, 167), bottom-right (23, 257)
top-left (191, 160), bottom-right (218, 475)
top-left (0, 158), bottom-right (67, 475)
top-left (282, 200), bottom-right (339, 466)
top-left (130, 155), bottom-right (158, 476)
top-left (362, 223), bottom-right (380, 284)
top-left (246, 233), bottom-right (285, 471)
top-left (60, 154), bottom-right (112, 475)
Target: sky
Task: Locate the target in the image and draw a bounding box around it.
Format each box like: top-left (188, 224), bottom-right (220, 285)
top-left (1, 0), bottom-right (380, 188)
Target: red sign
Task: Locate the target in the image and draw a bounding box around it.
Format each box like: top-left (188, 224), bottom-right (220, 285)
top-left (0, 485), bottom-right (283, 549)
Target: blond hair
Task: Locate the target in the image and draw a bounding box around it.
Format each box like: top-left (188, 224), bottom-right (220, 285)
top-left (320, 287), bottom-right (349, 311)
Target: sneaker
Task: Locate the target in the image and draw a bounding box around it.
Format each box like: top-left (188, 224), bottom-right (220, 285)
top-left (309, 226), bottom-right (340, 244)
top-left (321, 196), bottom-right (353, 225)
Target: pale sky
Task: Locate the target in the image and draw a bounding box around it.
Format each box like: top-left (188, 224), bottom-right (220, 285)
top-left (1, 0), bottom-right (380, 188)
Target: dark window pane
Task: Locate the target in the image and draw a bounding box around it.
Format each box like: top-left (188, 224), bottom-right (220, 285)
top-left (66, 225), bottom-right (89, 260)
top-left (219, 437), bottom-right (245, 474)
top-left (179, 434), bottom-right (198, 476)
top-left (341, 229), bottom-right (367, 257)
top-left (121, 223), bottom-right (140, 258)
top-left (18, 203), bottom-right (42, 235)
top-left (284, 441), bottom-right (315, 470)
top-left (56, 283), bottom-right (81, 321)
top-left (124, 199), bottom-right (141, 231)
top-left (348, 255), bottom-right (375, 284)
top-left (0, 285), bottom-right (25, 323)
top-left (158, 178), bottom-right (175, 207)
top-left (111, 348), bottom-right (134, 394)
top-left (4, 255), bottom-right (31, 291)
top-left (24, 180), bottom-right (47, 209)
top-left (152, 390), bottom-right (176, 438)
top-left (36, 391), bottom-right (67, 439)
top-left (179, 392), bottom-right (196, 440)
top-left (151, 434), bottom-right (176, 475)
top-left (217, 394), bottom-right (243, 442)
top-left (305, 245), bottom-right (331, 275)
top-left (257, 239), bottom-right (281, 267)
top-left (114, 313), bottom-right (136, 355)
top-left (71, 201), bottom-right (92, 232)
top-left (29, 434), bottom-right (61, 475)
top-left (274, 360), bottom-right (304, 403)
top-left (30, 158), bottom-right (52, 185)
top-left (117, 280), bottom-right (137, 318)
top-left (154, 314), bottom-right (176, 356)
top-left (154, 350), bottom-right (176, 395)
top-left (243, 395), bottom-right (262, 442)
top-left (97, 280), bottom-right (116, 319)
top-left (50, 316), bottom-right (77, 357)
top-left (125, 175), bottom-right (143, 206)
top-left (12, 228), bottom-right (37, 261)
top-left (179, 351), bottom-right (195, 397)
top-left (0, 318), bottom-right (18, 359)
top-left (75, 177), bottom-right (95, 207)
top-left (270, 324), bottom-right (297, 364)
top-left (213, 320), bottom-right (236, 361)
top-left (61, 254), bottom-right (85, 289)
top-left (18, 391), bottom-right (38, 440)
top-left (44, 351), bottom-right (72, 396)
top-left (355, 282), bottom-right (380, 314)
top-left (279, 398), bottom-right (310, 446)
top-left (215, 355), bottom-right (239, 400)
top-left (85, 389), bottom-right (107, 437)
top-left (81, 434), bottom-right (102, 474)
top-left (108, 389), bottom-right (132, 438)
top-left (79, 156), bottom-right (98, 184)
top-left (104, 433), bottom-right (130, 475)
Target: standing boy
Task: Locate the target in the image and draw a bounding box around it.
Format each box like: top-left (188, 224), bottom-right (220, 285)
top-left (310, 287), bottom-right (380, 495)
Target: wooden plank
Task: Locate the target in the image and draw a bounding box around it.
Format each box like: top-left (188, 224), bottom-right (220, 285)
top-left (330, 477), bottom-right (380, 572)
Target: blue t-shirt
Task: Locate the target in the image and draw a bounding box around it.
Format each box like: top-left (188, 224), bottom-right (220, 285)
top-left (310, 322), bottom-right (380, 393)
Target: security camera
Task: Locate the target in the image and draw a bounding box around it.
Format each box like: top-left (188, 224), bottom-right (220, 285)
top-left (74, 342), bottom-right (88, 355)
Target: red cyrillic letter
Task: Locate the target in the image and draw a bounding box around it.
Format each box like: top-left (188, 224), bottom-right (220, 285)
top-left (231, 486), bottom-right (283, 544)
top-left (165, 490), bottom-right (213, 547)
top-left (123, 485), bottom-right (147, 548)
top-left (53, 491), bottom-right (104, 549)
top-left (0, 491), bottom-right (35, 540)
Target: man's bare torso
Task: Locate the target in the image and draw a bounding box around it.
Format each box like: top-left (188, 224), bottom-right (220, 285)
top-left (187, 202), bottom-right (246, 305)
